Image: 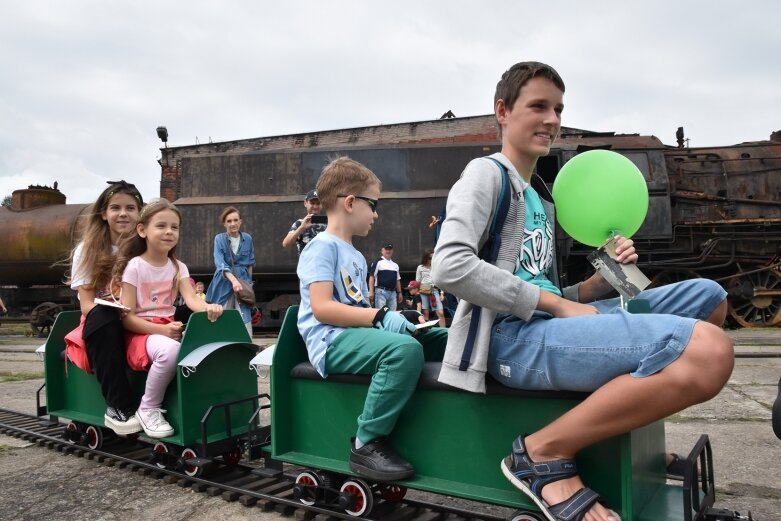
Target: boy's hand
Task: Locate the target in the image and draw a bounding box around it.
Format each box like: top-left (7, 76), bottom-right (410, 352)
top-left (613, 235), bottom-right (638, 264)
top-left (375, 311), bottom-right (416, 335)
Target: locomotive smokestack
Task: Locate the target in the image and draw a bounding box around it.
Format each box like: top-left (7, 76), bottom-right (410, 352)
top-left (676, 127), bottom-right (685, 148)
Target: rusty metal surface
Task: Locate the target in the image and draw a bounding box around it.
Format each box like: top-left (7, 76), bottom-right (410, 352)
top-left (0, 203), bottom-right (89, 286)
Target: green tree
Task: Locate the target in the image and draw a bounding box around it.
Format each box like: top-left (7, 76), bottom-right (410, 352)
top-left (1, 195), bottom-right (11, 208)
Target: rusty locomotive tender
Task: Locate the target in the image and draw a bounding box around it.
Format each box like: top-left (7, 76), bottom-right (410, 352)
top-left (2, 115), bottom-right (780, 332)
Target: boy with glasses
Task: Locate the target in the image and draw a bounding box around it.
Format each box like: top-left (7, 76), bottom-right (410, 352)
top-left (297, 156), bottom-right (447, 481)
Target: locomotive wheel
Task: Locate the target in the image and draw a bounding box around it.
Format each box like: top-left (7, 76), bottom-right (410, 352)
top-left (294, 471), bottom-right (321, 506)
top-left (507, 511), bottom-right (545, 521)
top-left (727, 268), bottom-right (781, 327)
top-left (180, 447), bottom-right (202, 478)
top-left (339, 479), bottom-right (374, 517)
top-left (377, 484), bottom-right (407, 502)
top-left (85, 425), bottom-right (104, 450)
top-left (30, 302), bottom-right (62, 337)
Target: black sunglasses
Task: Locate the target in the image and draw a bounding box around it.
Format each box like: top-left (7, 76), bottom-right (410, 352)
top-left (337, 194), bottom-right (379, 212)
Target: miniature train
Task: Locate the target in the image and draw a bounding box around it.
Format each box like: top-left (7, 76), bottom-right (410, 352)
top-left (37, 308), bottom-right (753, 520)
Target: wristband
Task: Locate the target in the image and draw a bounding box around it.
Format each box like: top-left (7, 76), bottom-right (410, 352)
top-left (373, 306), bottom-right (389, 326)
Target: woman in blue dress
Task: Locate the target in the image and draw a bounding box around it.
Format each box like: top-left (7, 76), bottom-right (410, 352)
top-left (206, 206), bottom-right (256, 336)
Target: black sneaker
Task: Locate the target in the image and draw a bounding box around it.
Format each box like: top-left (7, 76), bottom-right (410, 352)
top-left (104, 406), bottom-right (142, 435)
top-left (349, 437), bottom-right (415, 481)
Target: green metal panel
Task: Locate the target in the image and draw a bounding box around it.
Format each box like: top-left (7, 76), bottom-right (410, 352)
top-left (44, 311), bottom-right (146, 425)
top-left (272, 307), bottom-right (686, 520)
top-left (45, 310), bottom-right (258, 450)
top-left (146, 310), bottom-right (257, 447)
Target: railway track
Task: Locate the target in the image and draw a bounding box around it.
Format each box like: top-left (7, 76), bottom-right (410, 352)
top-left (0, 407), bottom-right (514, 521)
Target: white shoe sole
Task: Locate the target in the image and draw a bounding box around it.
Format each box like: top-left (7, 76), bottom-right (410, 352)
top-left (104, 415), bottom-right (142, 435)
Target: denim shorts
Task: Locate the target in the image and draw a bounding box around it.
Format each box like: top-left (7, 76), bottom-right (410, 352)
top-left (488, 279), bottom-right (727, 392)
top-left (421, 288), bottom-right (444, 312)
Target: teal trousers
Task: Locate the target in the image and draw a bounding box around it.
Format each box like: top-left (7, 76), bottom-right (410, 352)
top-left (327, 327), bottom-right (447, 443)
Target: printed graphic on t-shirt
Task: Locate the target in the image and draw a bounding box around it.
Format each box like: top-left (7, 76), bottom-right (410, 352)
top-left (137, 280), bottom-right (176, 312)
top-left (340, 262), bottom-right (366, 305)
top-left (521, 215), bottom-right (554, 276)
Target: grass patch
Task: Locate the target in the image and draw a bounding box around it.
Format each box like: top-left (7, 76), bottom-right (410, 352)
top-left (0, 371), bottom-right (44, 382)
top-left (0, 323), bottom-right (34, 336)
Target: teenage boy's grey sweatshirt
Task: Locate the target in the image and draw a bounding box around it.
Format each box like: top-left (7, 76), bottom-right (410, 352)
top-left (431, 153), bottom-right (580, 393)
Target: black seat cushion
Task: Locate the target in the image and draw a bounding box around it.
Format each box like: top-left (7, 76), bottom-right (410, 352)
top-left (290, 361), bottom-right (588, 400)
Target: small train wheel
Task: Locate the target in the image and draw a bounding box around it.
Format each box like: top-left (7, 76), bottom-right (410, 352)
top-left (294, 471), bottom-right (320, 506)
top-left (339, 479), bottom-right (374, 517)
top-left (180, 447), bottom-right (202, 478)
top-left (507, 511), bottom-right (545, 521)
top-left (64, 422), bottom-right (79, 443)
top-left (221, 446), bottom-right (242, 466)
top-left (153, 442), bottom-right (169, 469)
top-left (377, 484), bottom-right (407, 502)
top-left (85, 425), bottom-right (103, 450)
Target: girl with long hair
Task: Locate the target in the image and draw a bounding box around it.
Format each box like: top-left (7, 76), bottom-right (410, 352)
top-left (113, 199), bottom-right (222, 438)
top-left (64, 180), bottom-right (144, 435)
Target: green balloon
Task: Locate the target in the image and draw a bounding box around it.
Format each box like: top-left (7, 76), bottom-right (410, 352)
top-left (552, 150), bottom-right (648, 247)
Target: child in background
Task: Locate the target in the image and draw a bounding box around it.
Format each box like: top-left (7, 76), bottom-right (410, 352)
top-left (64, 181), bottom-right (144, 435)
top-left (114, 199), bottom-right (223, 438)
top-left (297, 157), bottom-right (447, 481)
top-left (195, 281), bottom-right (206, 300)
top-left (404, 280), bottom-right (423, 314)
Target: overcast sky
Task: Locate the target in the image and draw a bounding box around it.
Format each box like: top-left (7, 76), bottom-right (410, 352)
top-left (1, 1), bottom-right (779, 204)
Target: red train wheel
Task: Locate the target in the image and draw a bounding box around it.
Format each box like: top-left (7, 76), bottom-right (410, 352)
top-left (377, 484), bottom-right (407, 502)
top-left (221, 446), bottom-right (242, 466)
top-left (153, 442), bottom-right (169, 469)
top-left (340, 479), bottom-right (373, 517)
top-left (181, 448), bottom-right (202, 478)
top-left (294, 471), bottom-right (320, 506)
top-left (85, 425), bottom-right (103, 450)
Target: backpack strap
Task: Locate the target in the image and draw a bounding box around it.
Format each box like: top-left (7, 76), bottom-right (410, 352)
top-left (459, 157), bottom-right (512, 371)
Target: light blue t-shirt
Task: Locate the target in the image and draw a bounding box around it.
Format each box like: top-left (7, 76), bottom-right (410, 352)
top-left (297, 232), bottom-right (371, 377)
top-left (514, 186), bottom-right (561, 296)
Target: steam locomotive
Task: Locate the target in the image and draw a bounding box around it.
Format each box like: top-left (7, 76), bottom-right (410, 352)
top-left (2, 116), bottom-right (780, 331)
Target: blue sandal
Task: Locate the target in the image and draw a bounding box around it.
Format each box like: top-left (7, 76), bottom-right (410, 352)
top-left (500, 435), bottom-right (621, 521)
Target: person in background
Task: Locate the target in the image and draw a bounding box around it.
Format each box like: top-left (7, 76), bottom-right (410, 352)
top-left (282, 189), bottom-right (326, 255)
top-left (206, 207), bottom-right (256, 336)
top-left (368, 244), bottom-right (402, 310)
top-left (194, 281), bottom-right (206, 300)
top-left (63, 180), bottom-right (144, 436)
top-left (402, 280), bottom-right (423, 314)
top-left (416, 248), bottom-right (446, 327)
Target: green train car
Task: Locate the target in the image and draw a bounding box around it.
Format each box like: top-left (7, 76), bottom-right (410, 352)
top-left (271, 306), bottom-right (726, 520)
top-left (40, 309), bottom-right (261, 476)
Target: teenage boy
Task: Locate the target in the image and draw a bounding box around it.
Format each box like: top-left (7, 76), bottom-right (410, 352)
top-left (283, 189), bottom-right (327, 255)
top-left (431, 61), bottom-right (733, 521)
top-left (368, 244), bottom-right (402, 310)
top-left (297, 157), bottom-right (447, 481)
